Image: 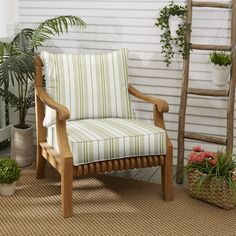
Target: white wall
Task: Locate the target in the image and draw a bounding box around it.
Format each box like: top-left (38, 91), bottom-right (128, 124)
top-left (19, 0), bottom-right (234, 165)
top-left (0, 0), bottom-right (18, 38)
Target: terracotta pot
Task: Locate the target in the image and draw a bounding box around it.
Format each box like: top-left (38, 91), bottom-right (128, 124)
top-left (0, 181), bottom-right (16, 196)
top-left (11, 125), bottom-right (34, 167)
top-left (211, 63), bottom-right (231, 87)
top-left (169, 15), bottom-right (182, 38)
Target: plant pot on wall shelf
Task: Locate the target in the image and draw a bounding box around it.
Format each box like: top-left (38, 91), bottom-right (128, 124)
top-left (169, 15), bottom-right (182, 38)
top-left (11, 125), bottom-right (34, 167)
top-left (210, 52), bottom-right (232, 87)
top-left (155, 1), bottom-right (189, 66)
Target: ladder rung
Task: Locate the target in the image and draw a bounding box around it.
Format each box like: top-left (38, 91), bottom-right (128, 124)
top-left (188, 88), bottom-right (228, 97)
top-left (192, 1), bottom-right (231, 9)
top-left (191, 44), bottom-right (231, 51)
top-left (184, 132), bottom-right (226, 145)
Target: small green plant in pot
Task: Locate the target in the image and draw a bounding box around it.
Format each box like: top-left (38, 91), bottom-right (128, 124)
top-left (185, 146), bottom-right (236, 210)
top-left (155, 1), bottom-right (190, 66)
top-left (0, 15), bottom-right (86, 167)
top-left (210, 52), bottom-right (232, 87)
top-left (0, 159), bottom-right (21, 196)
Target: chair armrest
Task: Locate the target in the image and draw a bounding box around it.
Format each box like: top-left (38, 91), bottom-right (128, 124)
top-left (35, 87), bottom-right (70, 121)
top-left (128, 85), bottom-right (169, 113)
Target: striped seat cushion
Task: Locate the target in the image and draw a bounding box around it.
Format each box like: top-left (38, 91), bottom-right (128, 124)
top-left (41, 49), bottom-right (133, 127)
top-left (47, 118), bottom-right (167, 166)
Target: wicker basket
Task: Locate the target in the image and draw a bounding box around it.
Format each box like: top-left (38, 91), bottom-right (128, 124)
top-left (188, 170), bottom-right (235, 210)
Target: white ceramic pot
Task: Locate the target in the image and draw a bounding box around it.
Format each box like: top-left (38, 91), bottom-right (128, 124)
top-left (211, 63), bottom-right (231, 87)
top-left (169, 15), bottom-right (182, 38)
top-left (0, 181), bottom-right (16, 196)
top-left (11, 125), bottom-right (34, 167)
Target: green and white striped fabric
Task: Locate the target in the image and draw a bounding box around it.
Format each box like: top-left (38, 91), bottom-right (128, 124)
top-left (41, 49), bottom-right (133, 127)
top-left (47, 118), bottom-right (167, 166)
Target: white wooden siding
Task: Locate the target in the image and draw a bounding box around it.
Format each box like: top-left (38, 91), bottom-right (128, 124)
top-left (19, 0), bottom-right (234, 181)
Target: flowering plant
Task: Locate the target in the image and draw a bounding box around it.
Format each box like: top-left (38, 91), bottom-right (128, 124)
top-left (185, 146), bottom-right (236, 203)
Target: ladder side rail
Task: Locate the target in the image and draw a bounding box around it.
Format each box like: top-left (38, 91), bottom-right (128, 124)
top-left (176, 0), bottom-right (193, 184)
top-left (226, 0), bottom-right (236, 154)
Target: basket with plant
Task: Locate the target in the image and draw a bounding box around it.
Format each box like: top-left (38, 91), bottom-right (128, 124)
top-left (185, 146), bottom-right (236, 210)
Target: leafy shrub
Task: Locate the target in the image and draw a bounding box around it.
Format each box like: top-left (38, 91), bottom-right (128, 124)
top-left (210, 52), bottom-right (232, 66)
top-left (0, 159), bottom-right (21, 184)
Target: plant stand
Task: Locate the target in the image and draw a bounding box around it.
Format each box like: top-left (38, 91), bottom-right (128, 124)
top-left (188, 170), bottom-right (235, 210)
top-left (176, 0), bottom-right (236, 184)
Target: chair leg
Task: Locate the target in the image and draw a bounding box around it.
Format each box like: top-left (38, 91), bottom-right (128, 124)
top-left (36, 145), bottom-right (46, 179)
top-left (161, 141), bottom-right (174, 201)
top-left (61, 157), bottom-right (73, 218)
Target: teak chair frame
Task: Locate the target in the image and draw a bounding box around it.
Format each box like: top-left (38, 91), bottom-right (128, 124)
top-left (34, 57), bottom-right (173, 218)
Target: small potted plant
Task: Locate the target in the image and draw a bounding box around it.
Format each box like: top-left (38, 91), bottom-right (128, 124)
top-left (210, 52), bottom-right (232, 87)
top-left (185, 146), bottom-right (236, 210)
top-left (155, 1), bottom-right (190, 66)
top-left (0, 159), bottom-right (21, 196)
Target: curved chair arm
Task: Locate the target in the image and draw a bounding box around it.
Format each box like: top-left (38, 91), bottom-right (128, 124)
top-left (35, 87), bottom-right (70, 121)
top-left (128, 85), bottom-right (169, 113)
top-left (128, 85), bottom-right (170, 129)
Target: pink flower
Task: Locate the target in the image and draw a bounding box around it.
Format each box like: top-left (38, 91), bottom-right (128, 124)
top-left (192, 146), bottom-right (204, 152)
top-left (188, 151), bottom-right (205, 164)
top-left (204, 152), bottom-right (217, 166)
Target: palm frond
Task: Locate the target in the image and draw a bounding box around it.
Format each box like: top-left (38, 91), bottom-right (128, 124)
top-left (0, 53), bottom-right (35, 87)
top-left (0, 88), bottom-right (21, 111)
top-left (30, 15), bottom-right (86, 50)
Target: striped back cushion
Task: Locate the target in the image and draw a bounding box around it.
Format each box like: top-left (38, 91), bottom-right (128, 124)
top-left (41, 49), bottom-right (133, 126)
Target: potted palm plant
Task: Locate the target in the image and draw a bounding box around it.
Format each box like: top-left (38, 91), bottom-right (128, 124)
top-left (0, 159), bottom-right (21, 196)
top-left (0, 16), bottom-right (86, 166)
top-left (210, 52), bottom-right (232, 87)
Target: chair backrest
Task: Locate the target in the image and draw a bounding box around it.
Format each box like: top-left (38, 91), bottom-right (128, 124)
top-left (41, 49), bottom-right (133, 127)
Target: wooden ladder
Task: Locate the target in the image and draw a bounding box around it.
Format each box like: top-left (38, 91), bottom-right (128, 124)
top-left (176, 0), bottom-right (236, 184)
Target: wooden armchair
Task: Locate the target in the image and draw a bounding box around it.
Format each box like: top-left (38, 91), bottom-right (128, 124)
top-left (34, 49), bottom-right (173, 218)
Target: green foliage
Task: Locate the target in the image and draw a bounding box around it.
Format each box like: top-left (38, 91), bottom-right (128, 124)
top-left (210, 52), bottom-right (232, 66)
top-left (155, 1), bottom-right (190, 66)
top-left (0, 16), bottom-right (86, 128)
top-left (185, 152), bottom-right (236, 201)
top-left (0, 159), bottom-right (21, 184)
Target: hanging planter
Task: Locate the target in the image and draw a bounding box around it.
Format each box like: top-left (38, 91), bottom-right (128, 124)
top-left (155, 1), bottom-right (190, 66)
top-left (210, 52), bottom-right (232, 87)
top-left (169, 15), bottom-right (182, 38)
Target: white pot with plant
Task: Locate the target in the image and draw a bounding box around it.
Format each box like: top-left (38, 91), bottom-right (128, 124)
top-left (155, 1), bottom-right (189, 66)
top-left (210, 52), bottom-right (232, 87)
top-left (169, 15), bottom-right (182, 38)
top-left (0, 16), bottom-right (86, 167)
top-left (0, 159), bottom-right (21, 196)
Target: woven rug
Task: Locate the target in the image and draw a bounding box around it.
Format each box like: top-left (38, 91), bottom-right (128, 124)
top-left (0, 165), bottom-right (235, 236)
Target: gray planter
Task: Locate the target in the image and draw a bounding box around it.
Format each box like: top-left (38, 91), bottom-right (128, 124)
top-left (11, 125), bottom-right (34, 167)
